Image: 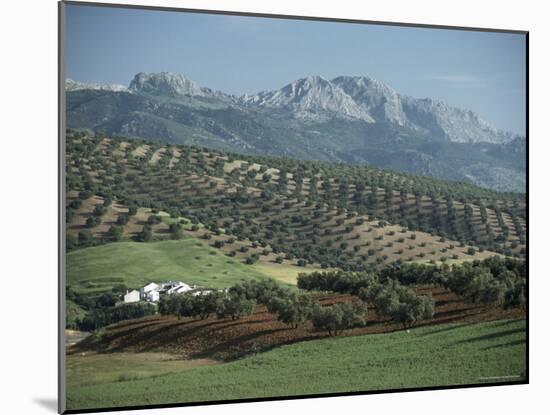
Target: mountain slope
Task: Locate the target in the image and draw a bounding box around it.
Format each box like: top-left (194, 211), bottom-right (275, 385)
top-left (65, 72), bottom-right (525, 192)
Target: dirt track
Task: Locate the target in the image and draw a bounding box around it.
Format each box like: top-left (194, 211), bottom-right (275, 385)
top-left (71, 286), bottom-right (525, 361)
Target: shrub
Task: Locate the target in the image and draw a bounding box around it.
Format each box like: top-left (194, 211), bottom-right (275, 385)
top-left (95, 293), bottom-right (118, 308)
top-left (169, 223), bottom-right (183, 240)
top-left (147, 215), bottom-right (162, 225)
top-left (116, 215), bottom-right (129, 226)
top-left (78, 190), bottom-right (93, 200)
top-left (138, 225), bottom-right (153, 242)
top-left (108, 225), bottom-right (123, 241)
top-left (93, 205), bottom-right (107, 217)
top-left (245, 256), bottom-right (258, 265)
top-left (86, 216), bottom-right (100, 228)
top-left (66, 233), bottom-right (78, 250)
top-left (78, 230), bottom-right (93, 244)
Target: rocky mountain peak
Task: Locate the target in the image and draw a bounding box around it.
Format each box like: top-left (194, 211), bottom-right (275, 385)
top-left (331, 76), bottom-right (406, 125)
top-left (129, 72), bottom-right (205, 97)
top-left (65, 79), bottom-right (129, 92)
top-left (242, 75), bottom-right (374, 122)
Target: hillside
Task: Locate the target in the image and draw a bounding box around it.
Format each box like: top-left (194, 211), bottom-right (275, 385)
top-left (67, 240), bottom-right (276, 294)
top-left (65, 130), bottom-right (526, 274)
top-left (73, 286), bottom-right (524, 360)
top-left (66, 72), bottom-right (526, 192)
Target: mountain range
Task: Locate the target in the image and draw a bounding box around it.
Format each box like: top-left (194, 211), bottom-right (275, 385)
top-left (65, 72), bottom-right (526, 192)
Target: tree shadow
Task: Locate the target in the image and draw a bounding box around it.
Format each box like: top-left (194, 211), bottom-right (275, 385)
top-left (420, 321), bottom-right (480, 336)
top-left (435, 298), bottom-right (463, 307)
top-left (483, 339), bottom-right (526, 350)
top-left (454, 328), bottom-right (525, 345)
top-left (193, 327), bottom-right (287, 359)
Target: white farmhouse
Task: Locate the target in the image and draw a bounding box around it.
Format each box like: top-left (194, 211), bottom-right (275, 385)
top-left (146, 290), bottom-right (160, 302)
top-left (123, 290), bottom-right (140, 303)
top-left (140, 282), bottom-right (160, 300)
top-left (166, 281), bottom-right (193, 295)
top-left (192, 289), bottom-right (213, 296)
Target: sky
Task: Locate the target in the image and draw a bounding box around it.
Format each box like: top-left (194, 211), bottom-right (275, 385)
top-left (65, 4), bottom-right (526, 135)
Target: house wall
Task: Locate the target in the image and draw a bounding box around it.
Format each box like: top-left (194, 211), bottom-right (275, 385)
top-left (124, 290), bottom-right (140, 303)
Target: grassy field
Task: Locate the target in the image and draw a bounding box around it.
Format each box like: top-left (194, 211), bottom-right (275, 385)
top-left (67, 239), bottom-right (275, 293)
top-left (250, 262), bottom-right (325, 285)
top-left (67, 353), bottom-right (217, 388)
top-left (66, 319), bottom-right (526, 410)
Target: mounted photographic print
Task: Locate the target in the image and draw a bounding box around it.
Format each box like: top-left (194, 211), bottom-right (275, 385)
top-left (59, 1), bottom-right (528, 413)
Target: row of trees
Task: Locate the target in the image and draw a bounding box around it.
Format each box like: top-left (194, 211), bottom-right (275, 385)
top-left (78, 302), bottom-right (157, 331)
top-left (158, 279), bottom-right (368, 335)
top-left (297, 271), bottom-right (434, 329)
top-left (297, 270), bottom-right (377, 295)
top-left (440, 262), bottom-right (525, 309)
top-left (297, 256), bottom-right (526, 310)
top-left (158, 291), bottom-right (255, 321)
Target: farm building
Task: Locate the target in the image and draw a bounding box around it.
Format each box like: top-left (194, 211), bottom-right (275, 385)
top-left (123, 281), bottom-right (198, 304)
top-left (123, 289), bottom-right (140, 303)
top-left (140, 282), bottom-right (160, 300)
top-left (167, 282), bottom-right (193, 295)
top-left (145, 290), bottom-right (160, 302)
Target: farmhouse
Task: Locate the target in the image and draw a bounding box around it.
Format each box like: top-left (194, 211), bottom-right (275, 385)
top-left (165, 281), bottom-right (193, 295)
top-left (144, 290), bottom-right (159, 302)
top-left (123, 289), bottom-right (140, 303)
top-left (140, 282), bottom-right (160, 300)
top-left (123, 280), bottom-right (198, 303)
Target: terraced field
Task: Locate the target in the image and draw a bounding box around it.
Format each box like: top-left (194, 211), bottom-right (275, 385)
top-left (65, 131), bottom-right (526, 272)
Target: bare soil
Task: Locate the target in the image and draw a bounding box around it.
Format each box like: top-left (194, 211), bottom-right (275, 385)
top-left (71, 287), bottom-right (525, 361)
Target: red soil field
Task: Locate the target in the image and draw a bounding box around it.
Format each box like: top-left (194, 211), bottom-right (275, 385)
top-left (72, 286), bottom-right (525, 361)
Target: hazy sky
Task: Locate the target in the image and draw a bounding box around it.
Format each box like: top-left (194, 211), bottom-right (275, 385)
top-left (66, 4), bottom-right (526, 135)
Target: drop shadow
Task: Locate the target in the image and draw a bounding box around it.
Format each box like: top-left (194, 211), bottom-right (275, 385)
top-left (34, 398), bottom-right (57, 413)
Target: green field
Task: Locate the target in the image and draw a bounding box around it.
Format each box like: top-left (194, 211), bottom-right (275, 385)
top-left (66, 319), bottom-right (526, 410)
top-left (250, 262), bottom-right (325, 285)
top-left (67, 239), bottom-right (274, 293)
top-left (67, 353), bottom-right (217, 388)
